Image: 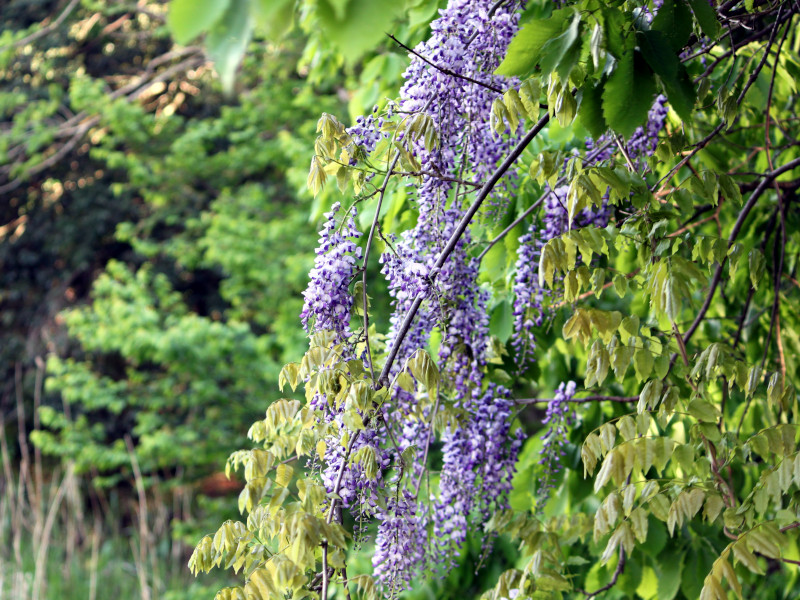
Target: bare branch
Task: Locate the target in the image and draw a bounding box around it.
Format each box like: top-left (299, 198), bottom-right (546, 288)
top-left (387, 34), bottom-right (505, 95)
top-left (578, 549), bottom-right (626, 599)
top-left (682, 155), bottom-right (800, 348)
top-left (515, 395), bottom-right (637, 405)
top-left (378, 111), bottom-right (552, 386)
top-left (2, 0), bottom-right (81, 51)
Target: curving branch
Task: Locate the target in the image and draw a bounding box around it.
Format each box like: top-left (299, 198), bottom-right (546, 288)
top-left (515, 395), bottom-right (637, 405)
top-left (578, 549), bottom-right (626, 599)
top-left (377, 110), bottom-right (552, 386)
top-left (387, 34), bottom-right (505, 95)
top-left (682, 155), bottom-right (800, 348)
top-left (655, 6), bottom-right (794, 193)
top-left (0, 48), bottom-right (205, 194)
top-left (2, 0), bottom-right (81, 51)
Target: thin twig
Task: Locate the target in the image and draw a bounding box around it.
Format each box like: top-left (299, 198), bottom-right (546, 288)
top-left (414, 392), bottom-right (441, 497)
top-left (477, 140), bottom-right (614, 262)
top-left (2, 0), bottom-right (81, 50)
top-left (760, 192), bottom-right (786, 371)
top-left (672, 322), bottom-right (690, 367)
top-left (388, 34), bottom-right (505, 94)
top-left (321, 542), bottom-right (329, 600)
top-left (377, 111), bottom-right (552, 386)
top-left (681, 156), bottom-right (800, 348)
top-left (516, 395), bottom-right (637, 405)
top-left (578, 549), bottom-right (626, 598)
top-left (362, 152), bottom-right (402, 381)
top-left (1, 51), bottom-right (204, 193)
top-left (613, 133), bottom-right (636, 171)
top-left (655, 11), bottom-right (788, 192)
top-left (392, 169), bottom-right (481, 187)
top-left (478, 196), bottom-right (544, 261)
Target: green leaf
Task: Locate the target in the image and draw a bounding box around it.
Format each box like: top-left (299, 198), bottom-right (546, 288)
top-left (495, 9), bottom-right (571, 77)
top-left (316, 0), bottom-right (404, 62)
top-left (490, 300), bottom-right (514, 342)
top-left (274, 463), bottom-right (294, 487)
top-left (206, 0), bottom-right (254, 94)
top-left (612, 273), bottom-right (628, 297)
top-left (168, 0), bottom-right (231, 45)
top-left (638, 379), bottom-right (664, 413)
top-left (519, 78), bottom-right (541, 118)
top-left (688, 399), bottom-right (722, 422)
top-left (687, 0), bottom-right (721, 39)
top-left (563, 309), bottom-right (592, 344)
top-left (602, 50), bottom-right (657, 137)
top-left (633, 348), bottom-right (654, 381)
top-left (342, 409), bottom-right (365, 430)
top-left (602, 8), bottom-right (628, 59)
top-left (651, 0), bottom-right (693, 52)
top-left (406, 349), bottom-right (439, 394)
top-left (748, 249), bottom-right (766, 290)
top-left (250, 0), bottom-right (295, 39)
top-left (579, 80), bottom-right (608, 139)
top-left (718, 174), bottom-right (742, 205)
top-left (612, 344), bottom-right (634, 378)
top-left (638, 30), bottom-right (696, 121)
top-left (539, 13), bottom-right (582, 79)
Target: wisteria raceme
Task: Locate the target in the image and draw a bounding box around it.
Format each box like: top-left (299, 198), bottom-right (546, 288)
top-left (511, 91), bottom-right (669, 366)
top-left (369, 0), bottom-right (527, 588)
top-left (511, 186), bottom-right (610, 369)
top-left (372, 490), bottom-right (428, 593)
top-left (433, 384), bottom-right (522, 566)
top-left (624, 94), bottom-right (670, 163)
top-left (536, 381), bottom-right (577, 508)
top-left (510, 229), bottom-right (545, 368)
top-left (347, 104), bottom-right (384, 156)
top-left (320, 417), bottom-right (390, 512)
top-left (300, 202), bottom-right (362, 338)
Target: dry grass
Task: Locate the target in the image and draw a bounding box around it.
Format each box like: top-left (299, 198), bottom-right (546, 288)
top-left (0, 360), bottom-right (230, 600)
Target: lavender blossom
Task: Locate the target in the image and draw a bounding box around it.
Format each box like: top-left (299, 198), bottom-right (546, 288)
top-left (300, 202), bottom-right (362, 338)
top-left (321, 421), bottom-right (391, 512)
top-left (511, 186), bottom-right (610, 369)
top-left (536, 381), bottom-right (577, 509)
top-left (625, 95), bottom-right (669, 161)
top-left (433, 384), bottom-right (522, 566)
top-left (372, 490), bottom-right (428, 595)
top-left (311, 0), bottom-right (530, 590)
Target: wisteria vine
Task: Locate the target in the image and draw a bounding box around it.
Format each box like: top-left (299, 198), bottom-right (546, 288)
top-left (185, 1), bottom-right (800, 599)
top-left (299, 0), bottom-right (673, 591)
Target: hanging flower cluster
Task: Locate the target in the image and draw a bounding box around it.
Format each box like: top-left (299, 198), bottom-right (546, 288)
top-left (300, 202), bottom-right (362, 338)
top-left (298, 0), bottom-right (672, 593)
top-left (536, 381), bottom-right (577, 508)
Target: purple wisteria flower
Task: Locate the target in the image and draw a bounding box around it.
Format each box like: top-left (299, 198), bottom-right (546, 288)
top-left (626, 95), bottom-right (670, 161)
top-left (511, 186), bottom-right (610, 369)
top-left (309, 0), bottom-right (533, 591)
top-left (536, 381), bottom-right (577, 508)
top-left (433, 384), bottom-right (523, 567)
top-left (300, 202), bottom-right (362, 338)
top-left (369, 0), bottom-right (527, 588)
top-left (372, 490), bottom-right (428, 594)
top-left (321, 420), bottom-right (391, 512)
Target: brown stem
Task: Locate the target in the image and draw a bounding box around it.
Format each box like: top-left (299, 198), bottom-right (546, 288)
top-left (387, 34), bottom-right (504, 94)
top-left (516, 395), bottom-right (637, 405)
top-left (2, 0), bottom-right (81, 50)
top-left (579, 549), bottom-right (626, 598)
top-left (377, 111), bottom-right (552, 387)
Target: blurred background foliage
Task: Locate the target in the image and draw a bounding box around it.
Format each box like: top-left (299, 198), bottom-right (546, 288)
top-left (0, 0), bottom-right (447, 597)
